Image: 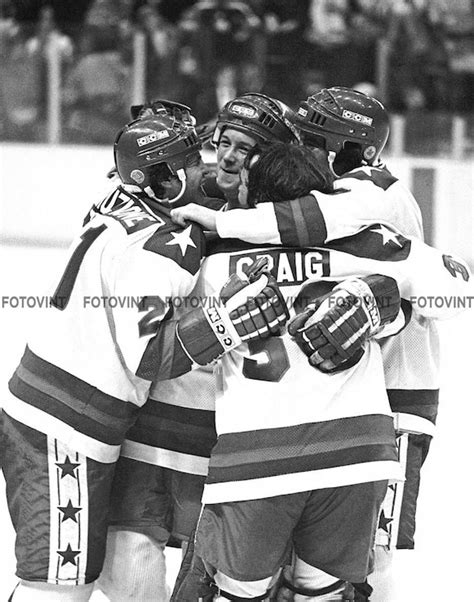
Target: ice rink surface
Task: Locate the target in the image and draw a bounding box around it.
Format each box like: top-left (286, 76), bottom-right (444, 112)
top-left (0, 243), bottom-right (473, 601)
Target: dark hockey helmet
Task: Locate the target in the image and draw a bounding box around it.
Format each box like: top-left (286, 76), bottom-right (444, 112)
top-left (212, 92), bottom-right (300, 146)
top-left (294, 87), bottom-right (390, 164)
top-left (114, 114), bottom-right (201, 189)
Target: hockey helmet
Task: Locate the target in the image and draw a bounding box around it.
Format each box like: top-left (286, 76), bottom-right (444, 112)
top-left (212, 92), bottom-right (300, 146)
top-left (114, 114), bottom-right (202, 190)
top-left (294, 87), bottom-right (389, 164)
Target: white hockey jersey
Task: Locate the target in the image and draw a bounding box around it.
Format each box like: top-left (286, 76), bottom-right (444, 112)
top-left (197, 226), bottom-right (471, 504)
top-left (214, 166), bottom-right (446, 410)
top-left (5, 186), bottom-right (206, 464)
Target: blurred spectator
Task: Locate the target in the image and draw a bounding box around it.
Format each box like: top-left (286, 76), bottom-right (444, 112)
top-left (1, 0), bottom-right (472, 149)
top-left (347, 0), bottom-right (386, 84)
top-left (25, 4), bottom-right (74, 56)
top-left (25, 4), bottom-right (74, 118)
top-left (305, 0), bottom-right (353, 87)
top-left (0, 1), bottom-right (20, 137)
top-left (0, 1), bottom-right (19, 50)
top-left (2, 30), bottom-right (42, 140)
top-left (259, 0), bottom-right (310, 106)
top-left (177, 0), bottom-right (262, 120)
top-left (85, 0), bottom-right (127, 28)
top-left (441, 0), bottom-right (474, 113)
top-left (384, 0), bottom-right (451, 112)
top-left (449, 37), bottom-right (474, 113)
top-left (63, 25), bottom-right (130, 144)
top-left (134, 1), bottom-right (178, 99)
top-left (1, 3), bottom-right (73, 141)
top-left (304, 0), bottom-right (385, 91)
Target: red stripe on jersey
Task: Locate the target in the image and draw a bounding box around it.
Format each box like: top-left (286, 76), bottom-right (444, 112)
top-left (126, 399), bottom-right (216, 458)
top-left (274, 195), bottom-right (327, 247)
top-left (206, 414), bottom-right (397, 484)
top-left (9, 347), bottom-right (139, 445)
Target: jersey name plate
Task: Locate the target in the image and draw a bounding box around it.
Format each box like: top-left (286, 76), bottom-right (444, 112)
top-left (229, 248), bottom-right (330, 286)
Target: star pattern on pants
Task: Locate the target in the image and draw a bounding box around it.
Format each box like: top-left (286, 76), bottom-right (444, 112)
top-left (57, 543), bottom-right (80, 567)
top-left (55, 455), bottom-right (80, 479)
top-left (378, 510), bottom-right (394, 533)
top-left (58, 499), bottom-right (82, 523)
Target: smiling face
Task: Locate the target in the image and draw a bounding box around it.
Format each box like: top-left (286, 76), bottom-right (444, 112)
top-left (182, 151), bottom-right (209, 203)
top-left (165, 151), bottom-right (210, 207)
top-left (215, 128), bottom-right (258, 205)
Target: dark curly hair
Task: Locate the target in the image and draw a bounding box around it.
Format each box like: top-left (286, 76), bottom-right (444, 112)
top-left (244, 142), bottom-right (334, 207)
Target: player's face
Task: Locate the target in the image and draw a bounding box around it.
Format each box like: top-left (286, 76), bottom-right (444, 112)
top-left (216, 129), bottom-right (257, 198)
top-left (173, 152), bottom-right (210, 207)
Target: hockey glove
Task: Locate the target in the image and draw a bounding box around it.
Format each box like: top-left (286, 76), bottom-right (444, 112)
top-left (288, 274), bottom-right (400, 373)
top-left (177, 258), bottom-right (289, 366)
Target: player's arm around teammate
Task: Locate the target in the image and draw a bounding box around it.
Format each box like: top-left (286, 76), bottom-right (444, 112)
top-left (1, 107), bottom-right (291, 602)
top-left (96, 95), bottom-right (301, 601)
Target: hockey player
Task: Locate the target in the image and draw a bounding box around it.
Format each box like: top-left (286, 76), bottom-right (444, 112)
top-left (179, 141), bottom-right (470, 602)
top-left (94, 93), bottom-right (301, 600)
top-left (171, 87), bottom-right (472, 599)
top-left (221, 88), bottom-right (450, 593)
top-left (290, 91), bottom-right (443, 580)
top-left (0, 113), bottom-right (289, 602)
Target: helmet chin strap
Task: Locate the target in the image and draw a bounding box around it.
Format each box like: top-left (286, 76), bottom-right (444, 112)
top-left (166, 168), bottom-right (187, 205)
top-left (328, 151), bottom-right (338, 177)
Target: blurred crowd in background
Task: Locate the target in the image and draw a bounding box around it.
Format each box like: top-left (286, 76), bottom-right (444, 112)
top-left (0, 0), bottom-right (473, 154)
